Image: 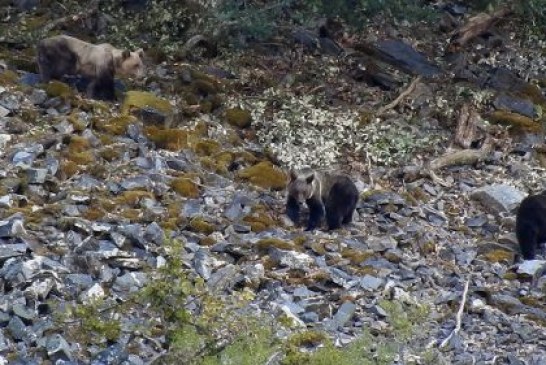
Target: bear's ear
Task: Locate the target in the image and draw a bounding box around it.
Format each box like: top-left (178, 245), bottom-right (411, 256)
top-left (122, 50), bottom-right (131, 59)
top-left (136, 48), bottom-right (144, 58)
top-left (305, 173), bottom-right (314, 184)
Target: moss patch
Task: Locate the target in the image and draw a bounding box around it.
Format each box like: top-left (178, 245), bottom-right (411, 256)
top-left (341, 248), bottom-right (375, 265)
top-left (256, 238), bottom-right (295, 252)
top-left (237, 161), bottom-right (287, 190)
top-left (193, 139), bottom-right (221, 156)
top-left (189, 217), bottom-right (216, 235)
top-left (145, 126), bottom-right (188, 151)
top-left (0, 70), bottom-right (19, 85)
top-left (482, 249), bottom-right (515, 263)
top-left (67, 136), bottom-right (91, 154)
top-left (242, 205), bottom-right (277, 232)
top-left (67, 113), bottom-right (87, 132)
top-left (60, 160), bottom-right (80, 179)
top-left (99, 147), bottom-right (121, 162)
top-left (171, 175), bottom-right (200, 198)
top-left (226, 107), bottom-right (252, 128)
top-left (115, 190), bottom-right (154, 207)
top-left (121, 90), bottom-right (173, 116)
top-left (94, 115), bottom-right (137, 136)
top-left (45, 80), bottom-right (72, 99)
top-left (82, 206), bottom-right (106, 221)
top-left (69, 152), bottom-right (95, 165)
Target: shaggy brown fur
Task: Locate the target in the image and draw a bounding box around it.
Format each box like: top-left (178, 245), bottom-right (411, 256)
top-left (37, 35), bottom-right (145, 100)
top-left (286, 167), bottom-right (359, 231)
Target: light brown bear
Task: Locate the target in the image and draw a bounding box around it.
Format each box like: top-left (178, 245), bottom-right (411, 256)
top-left (37, 35), bottom-right (145, 100)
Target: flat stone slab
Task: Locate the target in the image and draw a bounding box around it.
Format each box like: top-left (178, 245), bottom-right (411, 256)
top-left (470, 184), bottom-right (526, 214)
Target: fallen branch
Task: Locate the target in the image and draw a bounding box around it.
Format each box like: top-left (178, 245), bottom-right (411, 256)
top-left (42, 0), bottom-right (100, 34)
top-left (440, 278), bottom-right (470, 348)
top-left (446, 6), bottom-right (512, 53)
top-left (376, 76), bottom-right (422, 116)
top-left (429, 135), bottom-right (492, 170)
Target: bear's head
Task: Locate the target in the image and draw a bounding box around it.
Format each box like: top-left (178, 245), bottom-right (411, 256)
top-left (115, 49), bottom-right (145, 78)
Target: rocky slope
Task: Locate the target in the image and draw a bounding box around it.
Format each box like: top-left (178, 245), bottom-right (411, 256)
top-left (1, 2), bottom-right (546, 364)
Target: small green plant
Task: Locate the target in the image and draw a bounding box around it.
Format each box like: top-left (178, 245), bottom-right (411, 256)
top-left (378, 299), bottom-right (430, 341)
top-left (53, 298), bottom-right (122, 344)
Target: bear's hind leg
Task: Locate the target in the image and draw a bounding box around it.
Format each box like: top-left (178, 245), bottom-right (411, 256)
top-left (326, 209), bottom-right (343, 231)
top-left (342, 199), bottom-right (357, 224)
top-left (325, 195), bottom-right (344, 231)
top-left (517, 224), bottom-right (538, 260)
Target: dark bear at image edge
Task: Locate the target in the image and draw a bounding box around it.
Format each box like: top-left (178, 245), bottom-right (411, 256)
top-left (286, 167), bottom-right (359, 231)
top-left (516, 190), bottom-right (546, 260)
top-left (36, 35), bottom-right (145, 101)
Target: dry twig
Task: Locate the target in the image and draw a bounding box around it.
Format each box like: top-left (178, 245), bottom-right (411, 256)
top-left (376, 76), bottom-right (422, 117)
top-left (440, 278), bottom-right (470, 349)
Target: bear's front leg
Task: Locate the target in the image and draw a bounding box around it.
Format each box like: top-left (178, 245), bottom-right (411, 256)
top-left (286, 195), bottom-right (300, 225)
top-left (305, 198), bottom-right (325, 231)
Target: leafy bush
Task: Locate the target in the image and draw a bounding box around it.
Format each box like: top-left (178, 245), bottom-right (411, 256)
top-left (211, 0), bottom-right (440, 45)
top-left (99, 0), bottom-right (206, 53)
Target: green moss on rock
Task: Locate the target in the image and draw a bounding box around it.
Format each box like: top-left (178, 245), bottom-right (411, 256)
top-left (115, 190), bottom-right (154, 207)
top-left (256, 238), bottom-right (295, 252)
top-left (170, 175), bottom-right (200, 198)
top-left (94, 115), bottom-right (137, 136)
top-left (121, 90), bottom-right (173, 116)
top-left (45, 80), bottom-right (72, 99)
top-left (243, 205), bottom-right (277, 232)
top-left (0, 70), bottom-right (19, 85)
top-left (237, 161), bottom-right (287, 190)
top-left (226, 107), bottom-right (252, 128)
top-left (145, 126), bottom-right (188, 151)
top-left (98, 147), bottom-right (120, 162)
top-left (482, 249), bottom-right (515, 263)
top-left (193, 139), bottom-right (220, 156)
top-left (189, 216), bottom-right (216, 235)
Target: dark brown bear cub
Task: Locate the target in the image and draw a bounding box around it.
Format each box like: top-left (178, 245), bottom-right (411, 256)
top-left (286, 168), bottom-right (359, 231)
top-left (37, 35), bottom-right (145, 100)
top-left (516, 191), bottom-right (546, 260)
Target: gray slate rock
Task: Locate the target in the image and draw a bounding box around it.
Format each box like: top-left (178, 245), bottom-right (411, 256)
top-left (360, 275), bottom-right (384, 291)
top-left (44, 334), bottom-right (73, 361)
top-left (26, 168), bottom-right (48, 184)
top-left (269, 248), bottom-right (313, 270)
top-left (517, 260), bottom-right (546, 277)
top-left (324, 301), bottom-right (357, 331)
top-left (0, 216), bottom-right (25, 238)
top-left (471, 184), bottom-right (526, 214)
top-left (91, 343), bottom-right (128, 365)
top-left (493, 93), bottom-right (537, 119)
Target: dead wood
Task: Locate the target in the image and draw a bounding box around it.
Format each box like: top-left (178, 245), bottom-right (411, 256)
top-left (399, 134), bottom-right (493, 185)
top-left (446, 6), bottom-right (512, 54)
top-left (429, 135), bottom-right (492, 170)
top-left (376, 76), bottom-right (422, 116)
top-left (454, 103), bottom-right (481, 149)
top-left (42, 0), bottom-right (100, 34)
